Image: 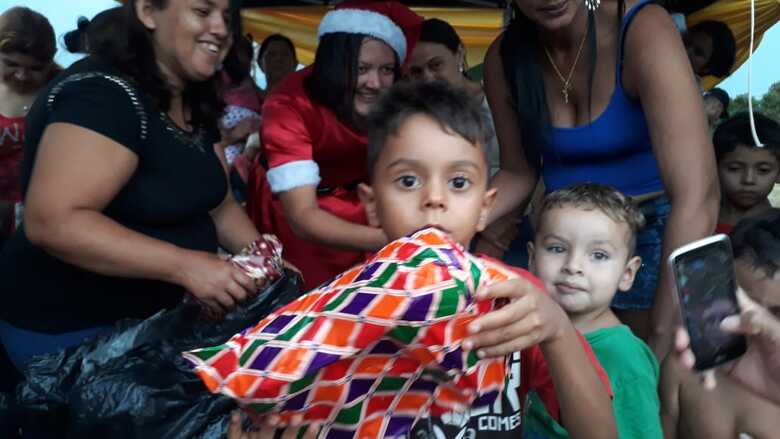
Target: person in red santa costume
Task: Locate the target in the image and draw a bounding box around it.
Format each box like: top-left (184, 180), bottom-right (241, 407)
top-left (247, 1), bottom-right (423, 290)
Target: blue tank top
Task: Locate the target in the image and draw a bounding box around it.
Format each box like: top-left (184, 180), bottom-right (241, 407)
top-left (542, 0), bottom-right (663, 196)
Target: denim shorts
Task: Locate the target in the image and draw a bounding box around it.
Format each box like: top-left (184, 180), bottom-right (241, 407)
top-left (0, 320), bottom-right (111, 371)
top-left (611, 195), bottom-right (672, 310)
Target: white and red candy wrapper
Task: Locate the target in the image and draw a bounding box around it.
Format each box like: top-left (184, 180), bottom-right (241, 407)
top-left (229, 234), bottom-right (284, 292)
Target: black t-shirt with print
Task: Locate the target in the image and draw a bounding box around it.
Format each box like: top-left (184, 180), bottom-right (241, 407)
top-left (410, 353), bottom-right (523, 439)
top-left (0, 58), bottom-right (227, 333)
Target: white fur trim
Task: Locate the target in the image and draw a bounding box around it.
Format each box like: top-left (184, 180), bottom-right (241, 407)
top-left (318, 9), bottom-right (406, 61)
top-left (267, 160), bottom-right (322, 193)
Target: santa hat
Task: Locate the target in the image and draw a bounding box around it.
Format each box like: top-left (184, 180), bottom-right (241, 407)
top-left (317, 1), bottom-right (423, 64)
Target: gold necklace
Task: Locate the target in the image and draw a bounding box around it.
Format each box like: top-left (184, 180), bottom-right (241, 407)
top-left (543, 32), bottom-right (588, 104)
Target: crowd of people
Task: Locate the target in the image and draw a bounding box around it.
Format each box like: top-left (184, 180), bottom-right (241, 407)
top-left (0, 0), bottom-right (777, 438)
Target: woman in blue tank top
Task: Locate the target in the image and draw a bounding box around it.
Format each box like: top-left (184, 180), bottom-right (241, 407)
top-left (482, 0), bottom-right (718, 357)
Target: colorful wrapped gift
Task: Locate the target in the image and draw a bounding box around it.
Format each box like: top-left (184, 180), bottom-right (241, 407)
top-left (183, 227), bottom-right (516, 438)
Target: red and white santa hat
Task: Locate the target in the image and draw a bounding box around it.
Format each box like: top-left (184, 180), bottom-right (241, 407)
top-left (317, 1), bottom-right (423, 65)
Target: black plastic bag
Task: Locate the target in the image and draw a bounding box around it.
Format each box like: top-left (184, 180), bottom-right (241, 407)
top-left (17, 271), bottom-right (302, 438)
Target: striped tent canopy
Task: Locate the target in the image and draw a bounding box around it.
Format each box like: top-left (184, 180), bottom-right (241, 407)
top-left (115, 1), bottom-right (778, 88)
top-left (688, 0), bottom-right (780, 89)
top-left (240, 0), bottom-right (778, 89)
top-left (242, 5), bottom-right (503, 69)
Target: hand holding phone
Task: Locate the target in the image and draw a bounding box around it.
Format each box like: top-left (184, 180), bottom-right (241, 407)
top-left (669, 234), bottom-right (746, 370)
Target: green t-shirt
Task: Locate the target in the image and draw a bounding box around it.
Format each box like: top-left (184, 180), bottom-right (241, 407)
top-left (522, 325), bottom-right (662, 438)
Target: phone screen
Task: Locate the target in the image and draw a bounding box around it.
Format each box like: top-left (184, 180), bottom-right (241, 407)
top-left (673, 237), bottom-right (746, 370)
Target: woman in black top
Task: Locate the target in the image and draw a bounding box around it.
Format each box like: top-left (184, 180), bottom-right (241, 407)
top-left (0, 0), bottom-right (263, 370)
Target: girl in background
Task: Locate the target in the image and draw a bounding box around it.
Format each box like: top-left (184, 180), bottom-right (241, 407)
top-left (0, 7), bottom-right (57, 243)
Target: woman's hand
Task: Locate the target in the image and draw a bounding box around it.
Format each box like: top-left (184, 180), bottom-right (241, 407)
top-left (176, 250), bottom-right (256, 313)
top-left (464, 277), bottom-right (567, 358)
top-left (226, 411), bottom-right (319, 439)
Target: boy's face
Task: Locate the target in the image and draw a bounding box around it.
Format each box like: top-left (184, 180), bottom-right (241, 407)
top-left (718, 144), bottom-right (780, 211)
top-left (736, 258), bottom-right (780, 318)
top-left (358, 113), bottom-right (496, 246)
top-left (529, 206), bottom-right (641, 316)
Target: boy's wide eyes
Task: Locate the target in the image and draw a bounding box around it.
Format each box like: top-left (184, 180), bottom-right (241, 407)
top-left (396, 175), bottom-right (419, 189)
top-left (592, 251), bottom-right (610, 261)
top-left (545, 245), bottom-right (566, 254)
top-left (449, 176), bottom-right (471, 190)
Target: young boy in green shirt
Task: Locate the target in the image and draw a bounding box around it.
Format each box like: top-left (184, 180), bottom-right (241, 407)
top-left (524, 183), bottom-right (663, 438)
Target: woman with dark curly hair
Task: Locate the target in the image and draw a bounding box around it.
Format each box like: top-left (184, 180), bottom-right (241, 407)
top-left (0, 0), bottom-right (269, 371)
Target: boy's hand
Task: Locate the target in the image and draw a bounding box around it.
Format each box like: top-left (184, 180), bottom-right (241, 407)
top-left (671, 287), bottom-right (776, 392)
top-left (226, 411), bottom-right (320, 439)
top-left (463, 278), bottom-right (568, 358)
top-left (672, 327), bottom-right (717, 390)
top-left (721, 288), bottom-right (780, 347)
top-left (721, 288), bottom-right (780, 403)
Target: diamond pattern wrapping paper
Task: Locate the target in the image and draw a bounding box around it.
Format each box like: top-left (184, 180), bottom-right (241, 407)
top-left (183, 228), bottom-right (515, 438)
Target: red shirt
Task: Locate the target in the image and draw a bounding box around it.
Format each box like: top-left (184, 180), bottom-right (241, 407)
top-left (250, 68), bottom-right (369, 290)
top-left (0, 113), bottom-right (25, 203)
top-left (715, 223), bottom-right (734, 235)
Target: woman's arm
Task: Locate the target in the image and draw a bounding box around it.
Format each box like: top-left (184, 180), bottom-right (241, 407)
top-left (280, 186), bottom-right (387, 252)
top-left (659, 357), bottom-right (683, 439)
top-left (211, 143), bottom-right (262, 254)
top-left (25, 123), bottom-right (254, 311)
top-left (482, 36), bottom-right (539, 224)
top-left (624, 5), bottom-right (720, 358)
top-left (211, 193), bottom-right (261, 254)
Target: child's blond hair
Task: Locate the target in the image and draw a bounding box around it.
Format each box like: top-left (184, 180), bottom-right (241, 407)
top-left (537, 183), bottom-right (646, 255)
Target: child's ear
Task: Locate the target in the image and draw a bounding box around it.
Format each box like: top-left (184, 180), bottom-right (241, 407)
top-left (357, 183), bottom-right (381, 228)
top-left (618, 255), bottom-right (642, 292)
top-left (527, 241), bottom-right (536, 273)
top-left (475, 187), bottom-right (498, 232)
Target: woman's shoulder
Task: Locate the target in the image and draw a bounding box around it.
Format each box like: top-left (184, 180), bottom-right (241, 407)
top-left (622, 1), bottom-right (679, 44)
top-left (46, 58), bottom-right (144, 108)
top-left (47, 58), bottom-right (147, 108)
top-left (34, 57), bottom-right (152, 146)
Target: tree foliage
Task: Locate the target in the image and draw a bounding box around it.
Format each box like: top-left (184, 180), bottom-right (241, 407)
top-left (729, 81), bottom-right (780, 122)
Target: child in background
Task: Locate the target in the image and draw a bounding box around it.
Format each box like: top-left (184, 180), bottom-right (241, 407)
top-left (684, 20), bottom-right (736, 81)
top-left (0, 7), bottom-right (57, 241)
top-left (660, 209), bottom-right (780, 439)
top-left (525, 183), bottom-right (663, 438)
top-left (714, 113), bottom-right (780, 234)
top-left (358, 81), bottom-right (616, 439)
top-left (220, 34), bottom-right (262, 165)
top-left (703, 87), bottom-right (729, 129)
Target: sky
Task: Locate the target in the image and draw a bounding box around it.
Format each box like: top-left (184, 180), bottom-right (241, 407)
top-left (2, 0), bottom-right (778, 97)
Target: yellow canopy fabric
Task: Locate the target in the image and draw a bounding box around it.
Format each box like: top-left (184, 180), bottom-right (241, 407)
top-left (242, 7), bottom-right (503, 68)
top-left (115, 0), bottom-right (778, 89)
top-left (688, 0), bottom-right (780, 90)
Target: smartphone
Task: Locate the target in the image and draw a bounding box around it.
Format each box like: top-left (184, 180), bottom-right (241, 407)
top-left (669, 234), bottom-right (747, 370)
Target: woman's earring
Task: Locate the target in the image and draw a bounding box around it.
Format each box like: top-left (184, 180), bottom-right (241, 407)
top-left (585, 0), bottom-right (600, 11)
